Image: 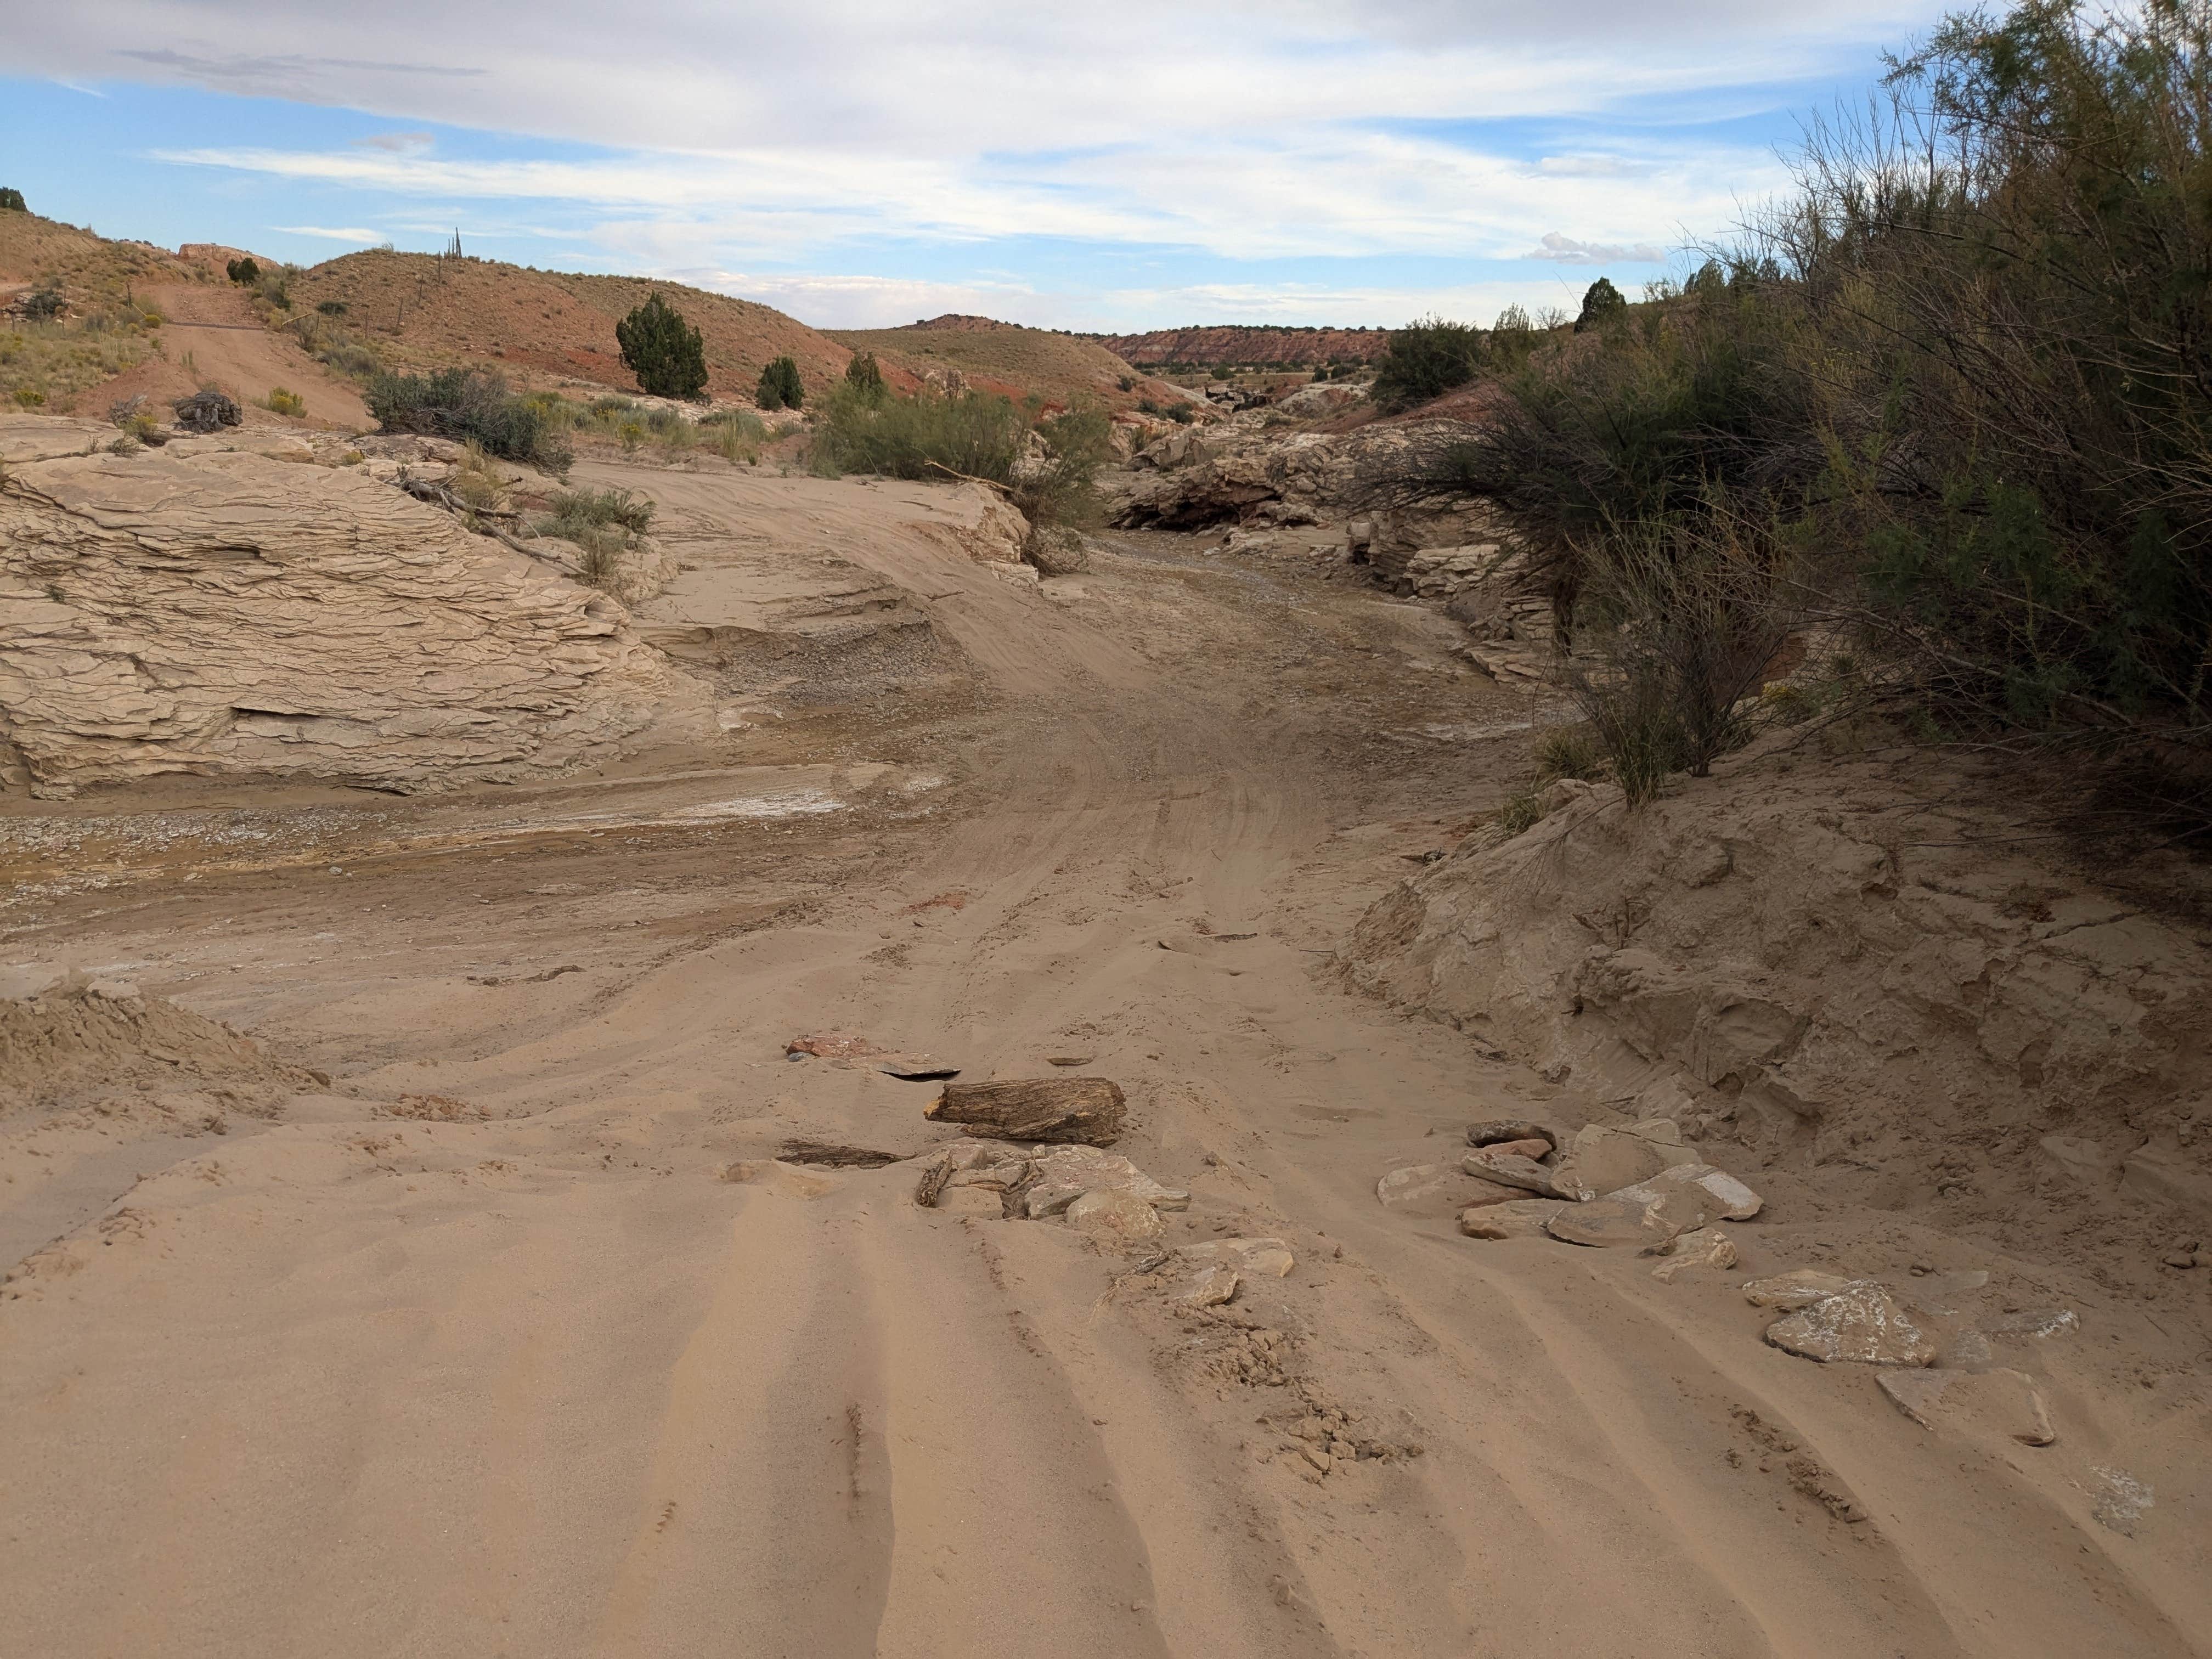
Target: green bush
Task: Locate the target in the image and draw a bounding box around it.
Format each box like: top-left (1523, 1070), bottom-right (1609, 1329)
top-left (1572, 278), bottom-right (1627, 334)
top-left (365, 368), bottom-right (571, 474)
top-left (317, 300), bottom-right (348, 317)
top-left (844, 351), bottom-right (887, 401)
top-left (1534, 725), bottom-right (1606, 783)
top-left (1431, 0), bottom-right (2212, 825)
top-left (226, 257), bottom-right (260, 285)
top-left (757, 355), bottom-right (804, 410)
top-left (811, 383), bottom-right (1025, 481)
top-left (616, 294), bottom-right (708, 399)
top-left (22, 282), bottom-right (64, 322)
top-left (0, 188), bottom-right (25, 213)
top-left (1372, 316), bottom-right (1485, 412)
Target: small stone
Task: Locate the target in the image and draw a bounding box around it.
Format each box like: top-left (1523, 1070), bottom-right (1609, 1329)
top-left (1878, 1367), bottom-right (2055, 1445)
top-left (1649, 1227), bottom-right (1739, 1282)
top-left (1983, 1308), bottom-right (2080, 1340)
top-left (1743, 1269), bottom-right (1858, 1310)
top-left (1765, 1283), bottom-right (1936, 1366)
top-left (1176, 1265), bottom-right (1239, 1307)
top-left (1464, 1119), bottom-right (1562, 1153)
top-left (1468, 1136), bottom-right (1552, 1163)
top-left (1459, 1153), bottom-right (1570, 1198)
top-left (1065, 1189), bottom-right (1166, 1246)
top-left (1460, 1199), bottom-right (1567, 1239)
top-left (2162, 1251), bottom-right (2196, 1269)
top-left (1299, 1444), bottom-right (1331, 1474)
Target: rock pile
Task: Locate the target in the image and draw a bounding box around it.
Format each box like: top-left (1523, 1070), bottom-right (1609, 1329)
top-left (915, 1138), bottom-right (1189, 1225)
top-left (1434, 1115), bottom-right (1764, 1261)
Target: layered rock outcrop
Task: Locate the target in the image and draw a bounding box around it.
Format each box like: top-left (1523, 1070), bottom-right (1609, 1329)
top-left (0, 416), bottom-right (709, 794)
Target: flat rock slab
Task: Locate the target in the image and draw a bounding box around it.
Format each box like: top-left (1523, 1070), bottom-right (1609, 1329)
top-left (1545, 1199), bottom-right (1662, 1249)
top-left (928, 1077), bottom-right (1126, 1144)
top-left (877, 1053), bottom-right (961, 1081)
top-left (1765, 1283), bottom-right (1936, 1366)
top-left (1878, 1367), bottom-right (2055, 1445)
top-left (1460, 1152), bottom-right (1568, 1198)
top-left (1066, 1189), bottom-right (1165, 1247)
top-left (1461, 1199), bottom-right (1568, 1239)
top-left (1650, 1227), bottom-right (1739, 1282)
top-left (1743, 1269), bottom-right (1860, 1310)
top-left (1552, 1126), bottom-right (1674, 1200)
top-left (1378, 1162), bottom-right (1520, 1217)
top-left (1465, 1119), bottom-right (1562, 1153)
top-left (1019, 1144), bottom-right (1189, 1217)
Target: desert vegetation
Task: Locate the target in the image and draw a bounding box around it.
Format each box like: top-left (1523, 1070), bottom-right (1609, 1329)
top-left (810, 382), bottom-right (1112, 556)
top-left (365, 367), bottom-right (572, 473)
top-left (756, 354), bottom-right (805, 410)
top-left (616, 294), bottom-right (709, 399)
top-left (1428, 0), bottom-right (2212, 832)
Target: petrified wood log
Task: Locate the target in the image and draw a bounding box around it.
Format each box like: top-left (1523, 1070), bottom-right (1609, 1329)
top-left (924, 1077), bottom-right (1126, 1146)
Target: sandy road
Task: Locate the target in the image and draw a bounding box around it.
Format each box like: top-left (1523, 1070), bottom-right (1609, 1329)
top-left (3, 473), bottom-right (2205, 1657)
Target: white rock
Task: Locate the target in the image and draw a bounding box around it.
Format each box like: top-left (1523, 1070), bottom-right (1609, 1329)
top-left (1650, 1227), bottom-right (1739, 1282)
top-left (1065, 1189), bottom-right (1165, 1246)
top-left (1765, 1283), bottom-right (1936, 1366)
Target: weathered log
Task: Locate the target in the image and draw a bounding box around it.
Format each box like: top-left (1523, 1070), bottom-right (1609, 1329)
top-left (925, 1077), bottom-right (1126, 1146)
top-left (913, 1156), bottom-right (953, 1208)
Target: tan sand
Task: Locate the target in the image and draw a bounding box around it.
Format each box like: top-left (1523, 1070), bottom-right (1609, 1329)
top-left (2, 464), bottom-right (2205, 1657)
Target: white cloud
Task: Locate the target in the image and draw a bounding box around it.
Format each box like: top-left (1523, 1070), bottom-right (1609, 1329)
top-left (1526, 231), bottom-right (1669, 264)
top-left (274, 223), bottom-right (384, 242)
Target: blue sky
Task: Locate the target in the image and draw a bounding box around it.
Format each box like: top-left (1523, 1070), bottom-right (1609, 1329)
top-left (6, 1), bottom-right (1961, 330)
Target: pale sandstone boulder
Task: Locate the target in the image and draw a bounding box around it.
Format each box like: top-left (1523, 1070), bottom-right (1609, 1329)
top-left (0, 421), bottom-right (709, 794)
top-left (1765, 1283), bottom-right (1936, 1366)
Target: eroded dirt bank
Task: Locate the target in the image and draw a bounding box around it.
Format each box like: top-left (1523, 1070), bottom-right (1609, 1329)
top-left (3, 461), bottom-right (2207, 1658)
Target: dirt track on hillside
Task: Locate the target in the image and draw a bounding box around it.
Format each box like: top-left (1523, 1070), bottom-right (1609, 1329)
top-left (2, 466), bottom-right (2206, 1657)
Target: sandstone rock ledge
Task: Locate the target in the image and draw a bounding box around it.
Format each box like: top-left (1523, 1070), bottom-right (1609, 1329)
top-left (1342, 743), bottom-right (2212, 1242)
top-left (0, 417), bottom-right (711, 794)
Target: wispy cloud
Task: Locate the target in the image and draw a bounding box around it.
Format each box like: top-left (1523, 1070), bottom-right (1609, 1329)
top-left (274, 224), bottom-right (386, 242)
top-left (1526, 231), bottom-right (1669, 264)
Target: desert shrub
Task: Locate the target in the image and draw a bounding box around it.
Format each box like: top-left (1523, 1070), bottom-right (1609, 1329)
top-left (317, 300), bottom-right (348, 316)
top-left (844, 352), bottom-right (886, 401)
top-left (1437, 1), bottom-right (2212, 824)
top-left (1119, 375), bottom-right (1136, 392)
top-left (0, 188), bottom-right (25, 212)
top-left (533, 486), bottom-right (651, 592)
top-left (539, 485), bottom-right (652, 537)
top-left (1572, 278), bottom-right (1627, 334)
top-left (810, 383), bottom-right (1025, 481)
top-left (1565, 537), bottom-right (1795, 803)
top-left (1534, 724), bottom-right (1607, 783)
top-left (699, 407), bottom-right (766, 462)
top-left (226, 257), bottom-right (260, 285)
top-left (22, 283), bottom-right (64, 322)
top-left (1210, 366), bottom-right (1232, 381)
top-left (14, 387), bottom-right (45, 408)
top-left (1496, 791), bottom-right (1547, 837)
top-left (1011, 403), bottom-right (1113, 552)
top-left (757, 355), bottom-right (804, 410)
top-left (364, 367), bottom-right (571, 474)
top-left (1372, 315), bottom-right (1484, 411)
top-left (616, 294), bottom-right (708, 399)
top-left (264, 386), bottom-right (306, 417)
